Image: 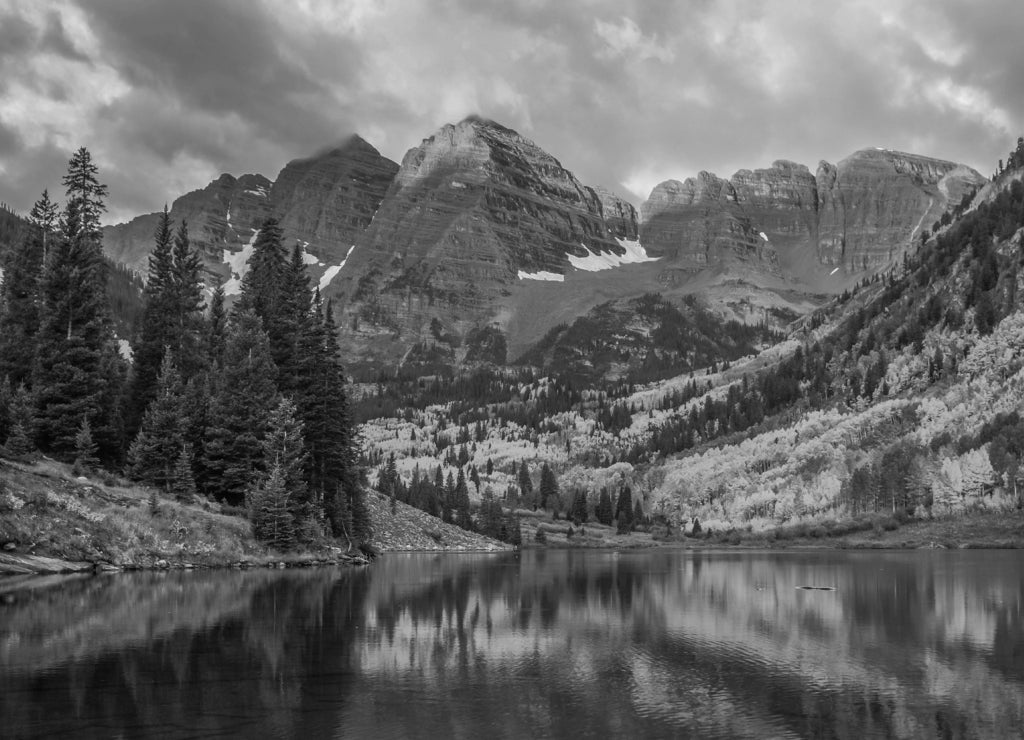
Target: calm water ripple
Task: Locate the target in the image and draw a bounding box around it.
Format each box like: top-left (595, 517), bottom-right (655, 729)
top-left (1, 549), bottom-right (1022, 739)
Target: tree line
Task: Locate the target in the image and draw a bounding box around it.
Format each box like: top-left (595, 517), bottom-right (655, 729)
top-left (0, 148), bottom-right (367, 551)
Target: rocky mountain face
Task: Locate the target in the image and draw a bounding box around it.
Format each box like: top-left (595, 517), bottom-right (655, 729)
top-left (99, 115), bottom-right (988, 371)
top-left (640, 171), bottom-right (781, 276)
top-left (270, 136), bottom-right (399, 265)
top-left (101, 137), bottom-right (398, 288)
top-left (640, 149), bottom-right (985, 278)
top-left (327, 116), bottom-right (639, 363)
top-left (103, 173), bottom-right (274, 277)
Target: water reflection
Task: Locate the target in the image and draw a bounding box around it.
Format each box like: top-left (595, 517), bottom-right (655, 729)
top-left (1, 550), bottom-right (1022, 738)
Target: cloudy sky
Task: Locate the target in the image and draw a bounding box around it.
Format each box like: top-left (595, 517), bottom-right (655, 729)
top-left (0, 0), bottom-right (1021, 224)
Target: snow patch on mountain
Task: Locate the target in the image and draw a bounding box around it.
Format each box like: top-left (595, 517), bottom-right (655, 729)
top-left (222, 228), bottom-right (260, 296)
top-left (567, 238), bottom-right (659, 272)
top-left (518, 269), bottom-right (564, 282)
top-left (319, 244), bottom-right (357, 291)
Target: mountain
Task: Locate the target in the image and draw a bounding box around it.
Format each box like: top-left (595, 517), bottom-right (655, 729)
top-left (100, 117), bottom-right (986, 372)
top-left (270, 135), bottom-right (400, 266)
top-left (101, 136), bottom-right (398, 291)
top-left (640, 149), bottom-right (985, 282)
top-left (355, 148), bottom-right (1024, 544)
top-left (326, 116), bottom-right (646, 365)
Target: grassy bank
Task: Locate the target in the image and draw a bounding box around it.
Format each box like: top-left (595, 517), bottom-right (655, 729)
top-left (692, 510), bottom-right (1024, 549)
top-left (0, 457), bottom-right (364, 575)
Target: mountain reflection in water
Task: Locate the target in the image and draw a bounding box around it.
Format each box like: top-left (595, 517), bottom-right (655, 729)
top-left (1, 550), bottom-right (1022, 739)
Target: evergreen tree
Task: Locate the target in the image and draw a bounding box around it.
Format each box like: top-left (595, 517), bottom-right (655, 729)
top-left (247, 462), bottom-right (295, 551)
top-left (207, 283), bottom-right (227, 364)
top-left (633, 499), bottom-right (645, 528)
top-left (275, 243), bottom-right (313, 398)
top-left (615, 486), bottom-right (634, 525)
top-left (236, 217), bottom-right (290, 374)
top-left (596, 487), bottom-right (614, 525)
top-left (0, 195), bottom-right (48, 385)
top-left (570, 489), bottom-right (589, 524)
top-left (28, 189), bottom-right (58, 262)
top-left (261, 396), bottom-right (310, 526)
top-left (455, 467), bottom-right (472, 529)
top-left (479, 486), bottom-right (504, 539)
top-left (33, 148), bottom-right (121, 462)
top-left (0, 377), bottom-right (10, 442)
top-left (298, 298), bottom-right (366, 541)
top-left (201, 309), bottom-right (278, 505)
top-left (509, 516), bottom-right (523, 548)
top-left (170, 443), bottom-right (197, 499)
top-left (127, 355), bottom-right (186, 490)
top-left (74, 416), bottom-right (99, 472)
top-left (126, 207), bottom-right (174, 437)
top-left (5, 384), bottom-right (35, 456)
top-left (518, 459), bottom-right (534, 505)
top-left (168, 219), bottom-right (206, 379)
top-left (539, 462), bottom-right (558, 510)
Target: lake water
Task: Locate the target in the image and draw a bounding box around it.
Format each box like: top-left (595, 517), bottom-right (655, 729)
top-left (1, 549), bottom-right (1022, 739)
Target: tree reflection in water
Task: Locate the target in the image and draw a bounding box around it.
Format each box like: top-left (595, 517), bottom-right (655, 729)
top-left (1, 550), bottom-right (1022, 738)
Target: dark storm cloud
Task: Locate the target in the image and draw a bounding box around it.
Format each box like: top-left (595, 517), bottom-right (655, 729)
top-left (0, 0), bottom-right (1020, 223)
top-left (76, 0), bottom-right (362, 161)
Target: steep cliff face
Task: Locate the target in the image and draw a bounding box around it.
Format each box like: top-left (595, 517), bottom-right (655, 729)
top-left (270, 136), bottom-right (398, 265)
top-left (640, 149), bottom-right (985, 276)
top-left (103, 173), bottom-right (273, 276)
top-left (101, 141), bottom-right (398, 285)
top-left (328, 117), bottom-right (634, 361)
top-left (594, 186), bottom-right (639, 240)
top-left (639, 172), bottom-right (779, 275)
top-left (815, 149), bottom-right (985, 268)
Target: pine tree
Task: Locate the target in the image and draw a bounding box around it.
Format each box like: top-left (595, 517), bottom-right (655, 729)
top-left (170, 443), bottom-right (197, 499)
top-left (74, 416), bottom-right (99, 472)
top-left (236, 217), bottom-right (290, 375)
top-left (207, 282), bottom-right (227, 364)
top-left (28, 189), bottom-right (58, 263)
top-left (299, 298), bottom-right (366, 542)
top-left (275, 243), bottom-right (313, 398)
top-left (0, 377), bottom-right (10, 443)
top-left (247, 462), bottom-right (295, 551)
top-left (539, 462), bottom-right (558, 510)
top-left (633, 499), bottom-right (644, 528)
top-left (169, 219), bottom-right (206, 379)
top-left (616, 486), bottom-right (634, 525)
top-left (518, 459), bottom-right (534, 506)
top-left (509, 516), bottom-right (523, 548)
top-left (5, 383), bottom-right (35, 456)
top-left (261, 396), bottom-right (310, 526)
top-left (126, 207), bottom-right (175, 437)
top-left (33, 148), bottom-right (121, 462)
top-left (570, 489), bottom-right (589, 524)
top-left (596, 487), bottom-right (614, 525)
top-left (127, 355), bottom-right (186, 490)
top-left (0, 194), bottom-right (48, 385)
top-left (455, 467), bottom-right (472, 529)
top-left (201, 309), bottom-right (278, 505)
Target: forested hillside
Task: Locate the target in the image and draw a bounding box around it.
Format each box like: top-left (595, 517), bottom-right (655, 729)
top-left (0, 150), bottom-right (368, 555)
top-left (356, 138), bottom-right (1024, 539)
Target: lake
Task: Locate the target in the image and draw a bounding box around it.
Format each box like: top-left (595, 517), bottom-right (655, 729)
top-left (1, 549), bottom-right (1022, 739)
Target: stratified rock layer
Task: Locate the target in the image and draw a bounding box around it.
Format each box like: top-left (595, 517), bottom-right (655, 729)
top-left (271, 136), bottom-right (399, 264)
top-left (328, 116), bottom-right (633, 361)
top-left (640, 149), bottom-right (985, 273)
top-left (103, 173), bottom-right (273, 277)
top-left (102, 139), bottom-right (398, 283)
